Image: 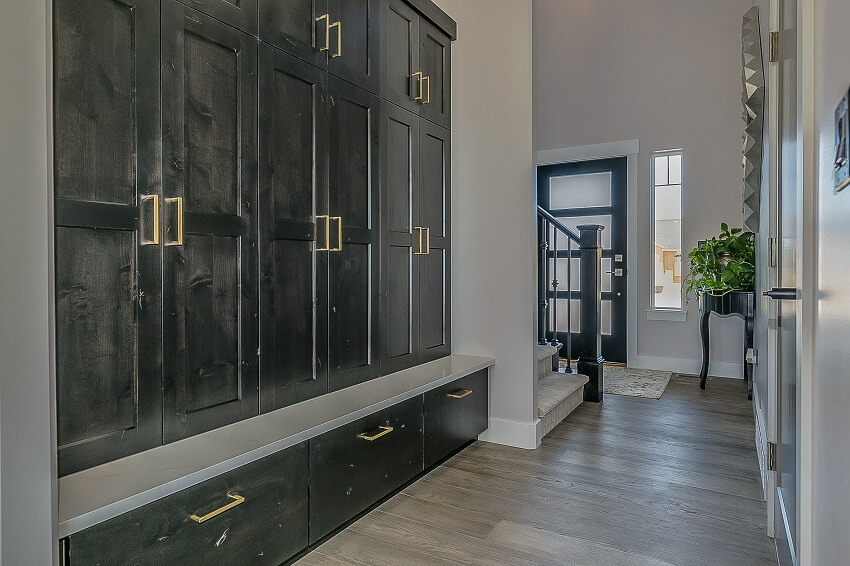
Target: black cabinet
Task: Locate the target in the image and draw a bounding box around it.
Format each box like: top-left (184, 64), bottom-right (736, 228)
top-left (309, 395), bottom-right (423, 543)
top-left (381, 103), bottom-right (450, 374)
top-left (53, 0), bottom-right (163, 476)
top-left (261, 0), bottom-right (380, 94)
top-left (162, 1), bottom-right (260, 442)
top-left (328, 77), bottom-right (382, 391)
top-left (418, 18), bottom-right (451, 129)
top-left (176, 0), bottom-right (258, 36)
top-left (259, 44), bottom-right (330, 412)
top-left (67, 443), bottom-right (309, 566)
top-left (424, 370), bottom-right (488, 469)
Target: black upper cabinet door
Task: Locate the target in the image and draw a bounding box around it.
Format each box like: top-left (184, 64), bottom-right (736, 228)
top-left (162, 2), bottom-right (260, 442)
top-left (175, 0), bottom-right (258, 37)
top-left (380, 101), bottom-right (420, 375)
top-left (327, 0), bottom-right (381, 95)
top-left (381, 0), bottom-right (420, 113)
top-left (419, 18), bottom-right (451, 129)
top-left (259, 0), bottom-right (328, 68)
top-left (418, 119), bottom-right (451, 363)
top-left (327, 77), bottom-right (381, 391)
top-left (259, 44), bottom-right (330, 412)
top-left (53, 0), bottom-right (162, 476)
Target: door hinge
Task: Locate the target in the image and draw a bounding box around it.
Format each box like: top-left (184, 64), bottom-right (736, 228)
top-left (768, 441), bottom-right (778, 472)
top-left (769, 31), bottom-right (780, 62)
top-left (768, 237), bottom-right (777, 267)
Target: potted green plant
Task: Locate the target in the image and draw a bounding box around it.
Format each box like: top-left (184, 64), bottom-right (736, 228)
top-left (683, 223), bottom-right (756, 302)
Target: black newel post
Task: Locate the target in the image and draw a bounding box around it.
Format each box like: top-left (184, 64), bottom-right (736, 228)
top-left (537, 217), bottom-right (549, 344)
top-left (576, 224), bottom-right (604, 402)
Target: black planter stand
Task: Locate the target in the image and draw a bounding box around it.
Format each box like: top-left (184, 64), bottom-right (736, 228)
top-left (698, 290), bottom-right (755, 399)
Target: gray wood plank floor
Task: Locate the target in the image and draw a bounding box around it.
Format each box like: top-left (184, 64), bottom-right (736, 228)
top-left (296, 375), bottom-right (778, 566)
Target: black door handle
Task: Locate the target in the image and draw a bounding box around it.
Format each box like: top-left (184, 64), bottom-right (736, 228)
top-left (763, 288), bottom-right (800, 300)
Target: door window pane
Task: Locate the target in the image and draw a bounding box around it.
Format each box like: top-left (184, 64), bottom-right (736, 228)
top-left (549, 172), bottom-right (612, 209)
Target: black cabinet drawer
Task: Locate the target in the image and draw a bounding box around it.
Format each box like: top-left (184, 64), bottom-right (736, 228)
top-left (424, 369), bottom-right (488, 469)
top-left (309, 395), bottom-right (423, 543)
top-left (66, 443), bottom-right (308, 566)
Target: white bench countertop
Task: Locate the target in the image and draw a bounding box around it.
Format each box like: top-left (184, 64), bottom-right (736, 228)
top-left (58, 354), bottom-right (495, 538)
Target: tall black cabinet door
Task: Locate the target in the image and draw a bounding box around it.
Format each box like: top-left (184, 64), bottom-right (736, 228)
top-left (381, 0), bottom-right (420, 113)
top-left (419, 19), bottom-right (451, 129)
top-left (259, 44), bottom-right (330, 412)
top-left (327, 0), bottom-right (381, 95)
top-left (259, 0), bottom-right (328, 68)
top-left (328, 77), bottom-right (381, 391)
top-left (53, 0), bottom-right (162, 476)
top-left (380, 102), bottom-right (420, 375)
top-left (162, 2), bottom-right (260, 442)
top-left (418, 119), bottom-right (451, 363)
top-left (175, 0), bottom-right (258, 36)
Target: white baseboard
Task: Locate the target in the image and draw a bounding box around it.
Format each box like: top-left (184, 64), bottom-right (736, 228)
top-left (478, 417), bottom-right (541, 449)
top-left (629, 354), bottom-right (745, 379)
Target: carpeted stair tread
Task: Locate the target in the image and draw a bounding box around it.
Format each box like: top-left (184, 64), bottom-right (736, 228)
top-left (538, 372), bottom-right (589, 418)
top-left (536, 344), bottom-right (559, 362)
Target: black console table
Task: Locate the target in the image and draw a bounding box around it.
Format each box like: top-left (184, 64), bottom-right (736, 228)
top-left (699, 291), bottom-right (755, 399)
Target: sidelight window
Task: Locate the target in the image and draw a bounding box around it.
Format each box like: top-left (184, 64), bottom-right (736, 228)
top-left (651, 150), bottom-right (683, 310)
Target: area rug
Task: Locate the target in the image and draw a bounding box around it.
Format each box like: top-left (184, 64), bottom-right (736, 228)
top-left (602, 366), bottom-right (672, 399)
top-left (559, 361), bottom-right (672, 399)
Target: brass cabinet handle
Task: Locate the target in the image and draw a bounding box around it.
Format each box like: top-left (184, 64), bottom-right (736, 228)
top-left (165, 197), bottom-right (184, 246)
top-left (414, 227), bottom-right (424, 255)
top-left (447, 389), bottom-right (473, 399)
top-left (357, 426), bottom-right (394, 441)
top-left (330, 216), bottom-right (343, 251)
top-left (422, 75), bottom-right (431, 105)
top-left (316, 215), bottom-right (331, 251)
top-left (330, 20), bottom-right (342, 57)
top-left (141, 194), bottom-right (160, 245)
top-left (424, 227), bottom-right (431, 254)
top-left (411, 71), bottom-right (424, 101)
top-left (316, 14), bottom-right (331, 51)
top-left (189, 493), bottom-right (245, 524)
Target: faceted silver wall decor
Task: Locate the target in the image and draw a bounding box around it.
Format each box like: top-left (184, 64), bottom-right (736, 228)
top-left (742, 6), bottom-right (765, 232)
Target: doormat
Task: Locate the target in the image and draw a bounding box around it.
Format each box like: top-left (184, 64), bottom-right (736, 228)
top-left (559, 360), bottom-right (672, 399)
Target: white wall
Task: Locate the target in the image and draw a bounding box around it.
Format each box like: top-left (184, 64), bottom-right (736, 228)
top-left (534, 0), bottom-right (752, 375)
top-left (0, 0), bottom-right (58, 563)
top-left (434, 0), bottom-right (539, 448)
top-left (812, 0), bottom-right (850, 562)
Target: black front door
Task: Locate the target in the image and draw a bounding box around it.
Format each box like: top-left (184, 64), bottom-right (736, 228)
top-left (537, 157), bottom-right (628, 363)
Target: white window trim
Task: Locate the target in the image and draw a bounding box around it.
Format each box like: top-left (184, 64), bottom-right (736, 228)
top-left (649, 149), bottom-right (685, 314)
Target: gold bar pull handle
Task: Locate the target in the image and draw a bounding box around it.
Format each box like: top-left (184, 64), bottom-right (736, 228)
top-left (316, 215), bottom-right (331, 251)
top-left (165, 197), bottom-right (184, 247)
top-left (424, 227), bottom-right (431, 255)
top-left (357, 426), bottom-right (394, 441)
top-left (413, 227), bottom-right (424, 255)
top-left (141, 194), bottom-right (160, 245)
top-left (423, 75), bottom-right (431, 105)
top-left (330, 216), bottom-right (343, 251)
top-left (330, 21), bottom-right (342, 57)
top-left (411, 71), bottom-right (424, 101)
top-left (189, 493), bottom-right (245, 524)
top-left (316, 14), bottom-right (330, 51)
top-left (447, 389), bottom-right (473, 399)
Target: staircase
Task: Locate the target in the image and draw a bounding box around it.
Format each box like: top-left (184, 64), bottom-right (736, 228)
top-left (536, 344), bottom-right (588, 438)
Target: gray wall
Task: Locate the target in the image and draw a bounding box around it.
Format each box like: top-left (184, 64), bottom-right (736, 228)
top-left (813, 0), bottom-right (850, 561)
top-left (435, 0), bottom-right (539, 446)
top-left (0, 0), bottom-right (58, 563)
top-left (534, 0), bottom-right (752, 373)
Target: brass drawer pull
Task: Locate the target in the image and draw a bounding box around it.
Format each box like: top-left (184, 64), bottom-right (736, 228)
top-left (316, 14), bottom-right (331, 51)
top-left (165, 197), bottom-right (184, 246)
top-left (331, 216), bottom-right (343, 251)
top-left (330, 20), bottom-right (342, 57)
top-left (422, 75), bottom-right (431, 105)
top-left (357, 426), bottom-right (393, 441)
top-left (189, 493), bottom-right (245, 524)
top-left (141, 194), bottom-right (160, 245)
top-left (411, 71), bottom-right (424, 101)
top-left (316, 215), bottom-right (331, 251)
top-left (447, 389), bottom-right (473, 399)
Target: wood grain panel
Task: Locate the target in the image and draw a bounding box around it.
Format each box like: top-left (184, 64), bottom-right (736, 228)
top-left (326, 0), bottom-right (380, 93)
top-left (386, 245), bottom-right (413, 359)
top-left (54, 0), bottom-right (136, 205)
top-left (259, 0), bottom-right (327, 67)
top-left (56, 228), bottom-right (137, 445)
top-left (419, 19), bottom-right (451, 129)
top-left (382, 0), bottom-right (420, 112)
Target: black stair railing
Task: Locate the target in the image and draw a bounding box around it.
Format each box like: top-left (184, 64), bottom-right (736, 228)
top-left (537, 206), bottom-right (604, 402)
